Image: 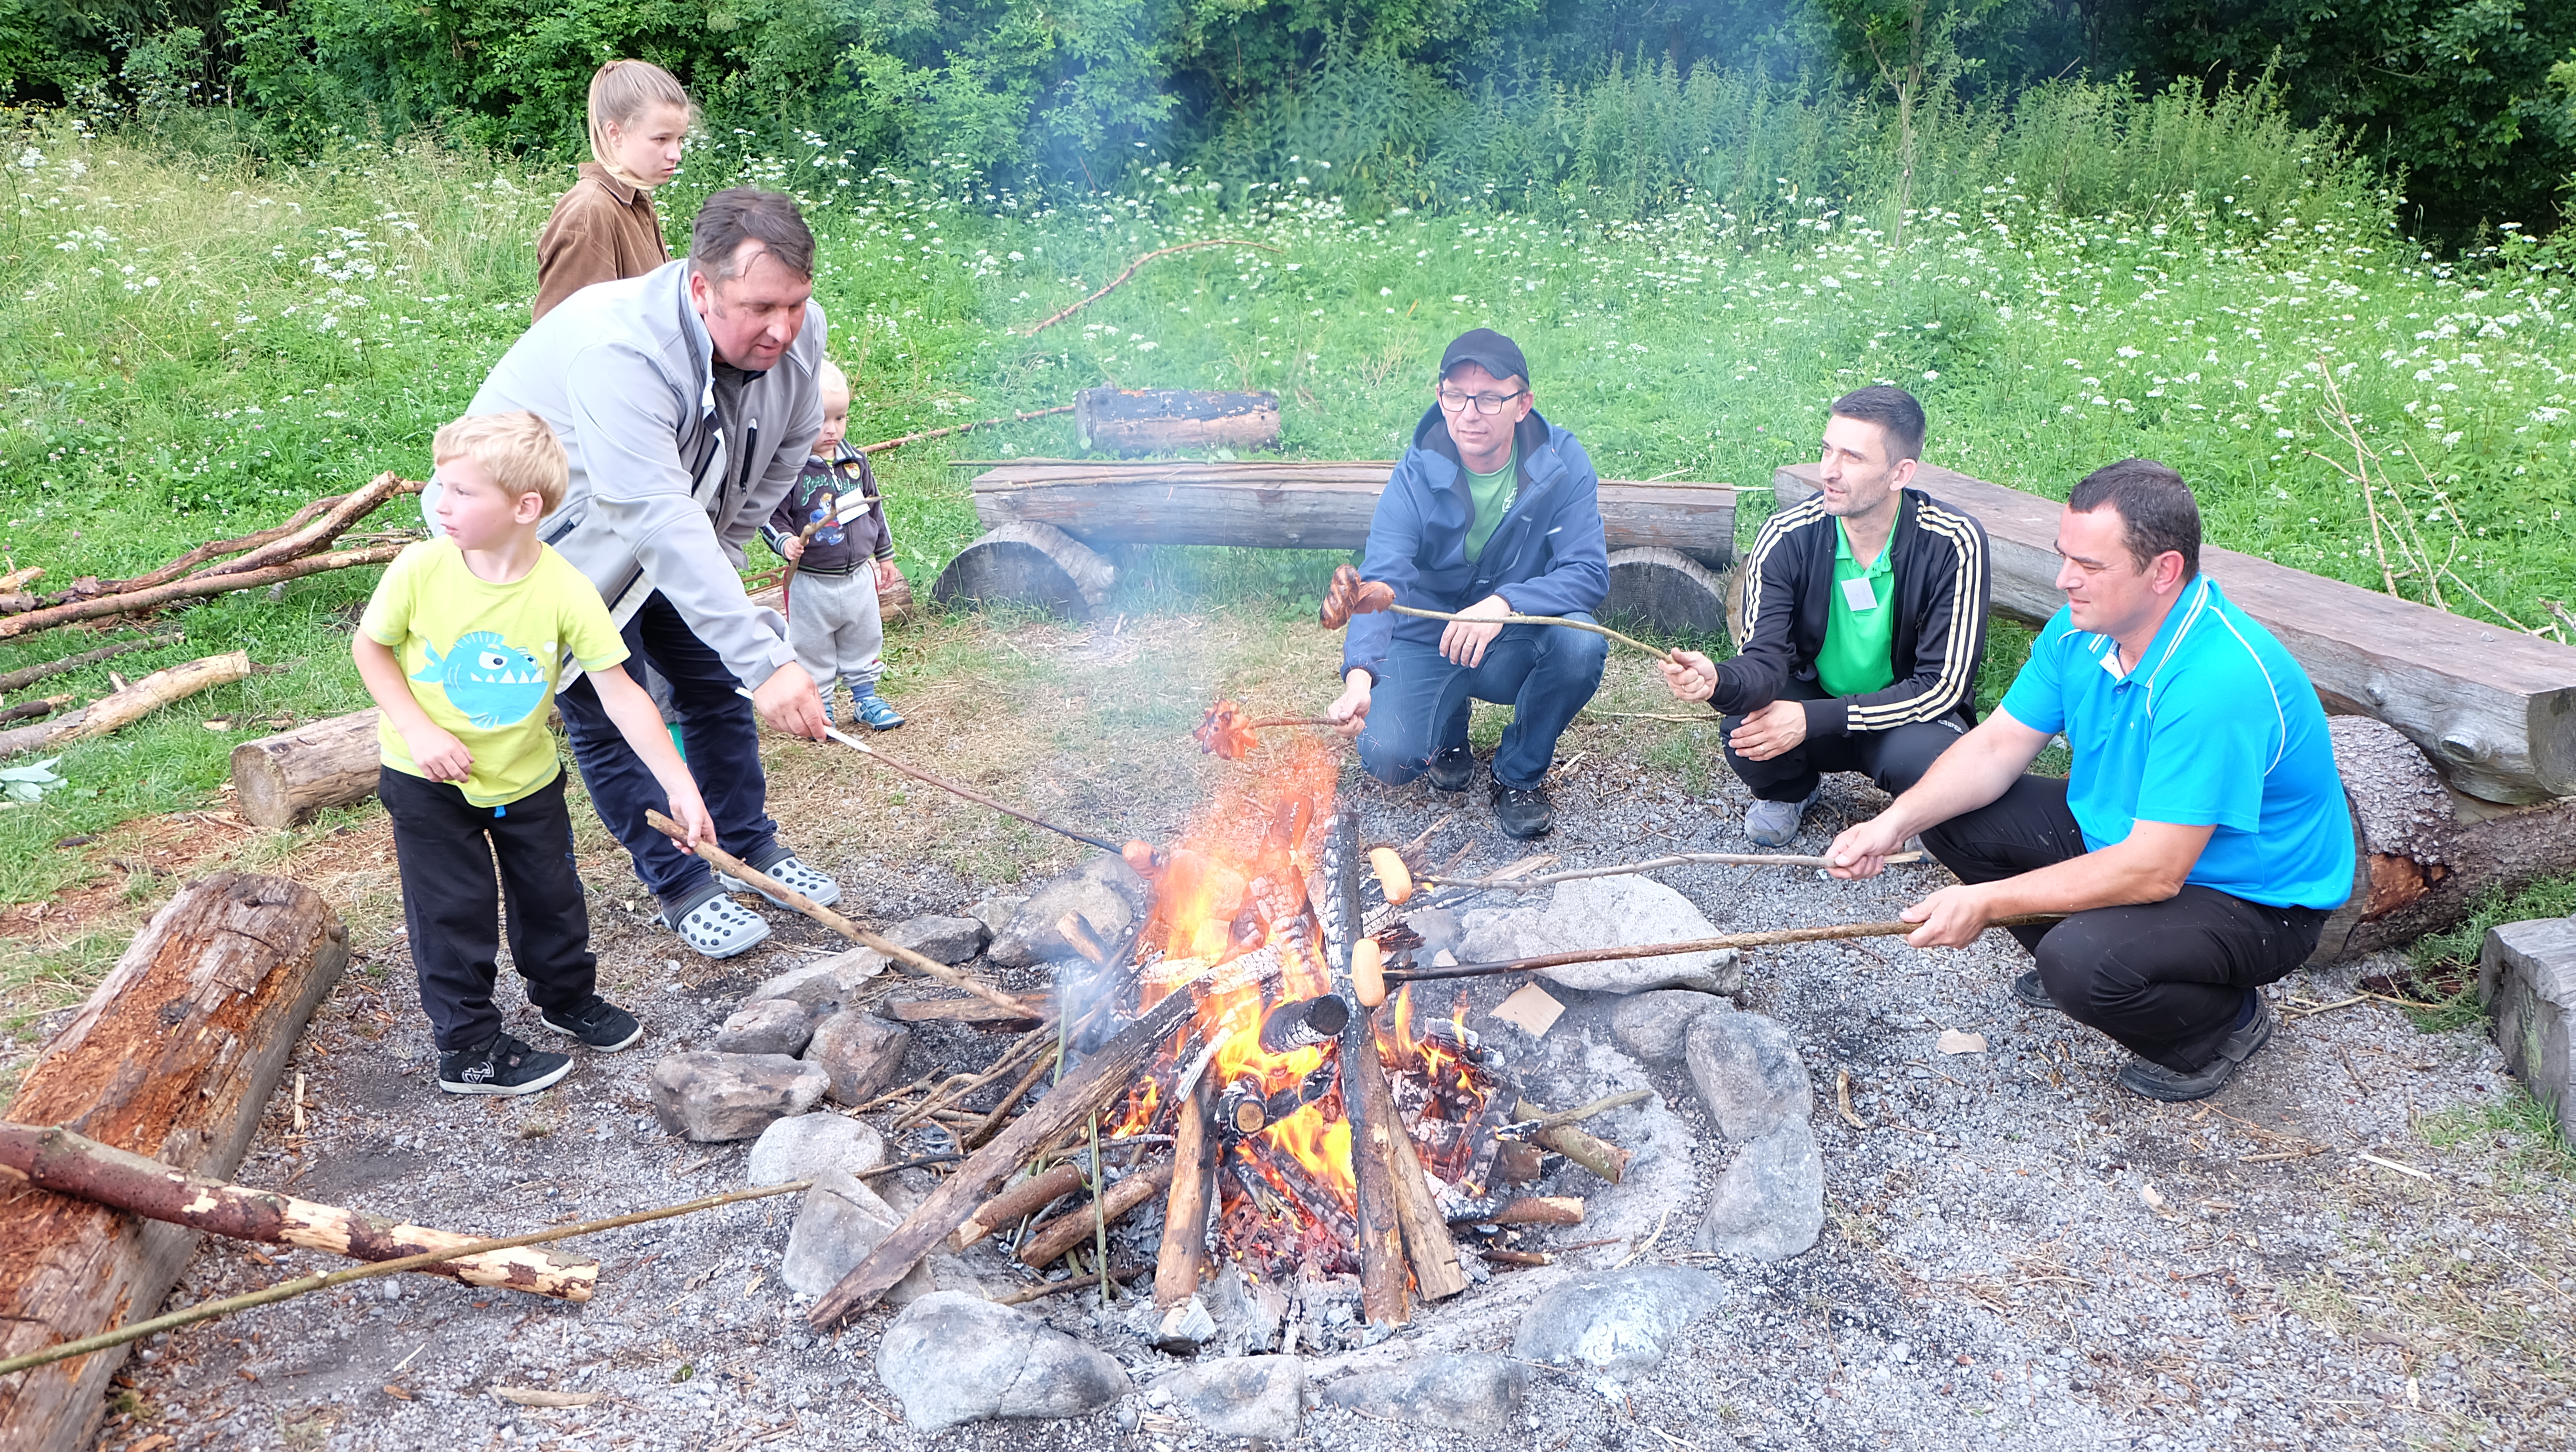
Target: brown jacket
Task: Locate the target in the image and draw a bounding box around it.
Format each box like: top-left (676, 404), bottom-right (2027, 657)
top-left (531, 163), bottom-right (670, 320)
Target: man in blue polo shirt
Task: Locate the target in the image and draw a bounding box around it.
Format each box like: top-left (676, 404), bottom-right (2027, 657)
top-left (1824, 459), bottom-right (2352, 1101)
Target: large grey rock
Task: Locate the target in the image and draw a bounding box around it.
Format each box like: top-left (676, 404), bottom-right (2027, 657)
top-left (1151, 1356), bottom-right (1304, 1441)
top-left (884, 1252), bottom-right (1012, 1310)
top-left (1511, 1267), bottom-right (1726, 1379)
top-left (987, 854), bottom-right (1143, 969)
top-left (780, 1169), bottom-right (901, 1294)
top-left (967, 894), bottom-right (1028, 937)
top-left (802, 1010), bottom-right (912, 1105)
top-left (876, 1292), bottom-right (1131, 1433)
top-left (1458, 877), bottom-right (1742, 995)
top-left (1686, 1010), bottom-right (1812, 1140)
top-left (881, 913), bottom-right (990, 965)
top-left (1612, 990), bottom-right (1729, 1066)
top-left (742, 946), bottom-right (889, 1010)
top-left (712, 998), bottom-right (817, 1056)
top-left (1318, 1354), bottom-right (1527, 1434)
top-left (2482, 917), bottom-right (2576, 1131)
top-left (648, 1052), bottom-right (828, 1142)
top-left (1692, 1122), bottom-right (1826, 1261)
top-left (746, 1112), bottom-right (886, 1186)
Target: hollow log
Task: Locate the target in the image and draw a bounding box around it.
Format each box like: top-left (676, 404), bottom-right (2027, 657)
top-left (0, 873), bottom-right (348, 1452)
top-left (2311, 715), bottom-right (2576, 961)
top-left (1016, 1163), bottom-right (1175, 1268)
top-left (1076, 387), bottom-right (1281, 456)
top-left (0, 1125), bottom-right (593, 1298)
top-left (0, 544), bottom-right (407, 643)
top-left (948, 1163), bottom-right (1086, 1252)
top-left (228, 708), bottom-right (382, 829)
top-left (1604, 546), bottom-right (1734, 640)
top-left (809, 980), bottom-right (1202, 1328)
top-left (0, 652), bottom-right (255, 760)
top-left (929, 522), bottom-right (1116, 621)
top-left (1154, 1077), bottom-right (1216, 1308)
top-left (1776, 461), bottom-right (2576, 805)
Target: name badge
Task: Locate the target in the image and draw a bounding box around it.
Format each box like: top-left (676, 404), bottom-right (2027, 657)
top-left (1840, 576), bottom-right (1879, 612)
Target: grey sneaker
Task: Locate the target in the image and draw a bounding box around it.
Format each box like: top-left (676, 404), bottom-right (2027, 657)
top-left (2116, 995), bottom-right (2275, 1102)
top-left (1744, 790), bottom-right (1816, 848)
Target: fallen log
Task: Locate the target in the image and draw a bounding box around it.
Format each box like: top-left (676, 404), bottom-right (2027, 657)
top-left (0, 651), bottom-right (256, 760)
top-left (1016, 1163), bottom-right (1174, 1268)
top-left (0, 873), bottom-right (347, 1452)
top-left (1153, 1076), bottom-right (1216, 1308)
top-left (0, 1125), bottom-right (593, 1299)
top-left (0, 632), bottom-right (183, 697)
top-left (1775, 460), bottom-right (2576, 805)
top-left (808, 977), bottom-right (1205, 1327)
top-left (0, 544), bottom-right (408, 643)
top-left (1076, 387), bottom-right (1279, 455)
top-left (229, 708), bottom-right (383, 829)
top-left (949, 1162), bottom-right (1087, 1252)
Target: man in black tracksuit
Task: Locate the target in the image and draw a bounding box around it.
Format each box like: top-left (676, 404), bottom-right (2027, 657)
top-left (1664, 387), bottom-right (1990, 846)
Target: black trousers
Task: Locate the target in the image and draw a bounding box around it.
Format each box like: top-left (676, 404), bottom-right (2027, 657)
top-left (382, 766), bottom-right (598, 1052)
top-left (1723, 674), bottom-right (1969, 804)
top-left (1921, 773), bottom-right (2326, 1073)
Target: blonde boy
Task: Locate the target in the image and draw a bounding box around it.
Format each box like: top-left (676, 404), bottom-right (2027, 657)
top-left (761, 360), bottom-right (905, 730)
top-left (355, 412), bottom-right (713, 1096)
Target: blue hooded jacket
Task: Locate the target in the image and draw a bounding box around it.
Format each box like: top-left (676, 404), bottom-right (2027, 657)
top-left (1342, 404), bottom-right (1609, 681)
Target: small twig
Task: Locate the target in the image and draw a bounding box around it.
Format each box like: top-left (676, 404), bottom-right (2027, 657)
top-left (1423, 850), bottom-right (1925, 892)
top-left (859, 405), bottom-right (1077, 456)
top-left (0, 631), bottom-right (183, 695)
top-left (1835, 1069), bottom-right (1870, 1132)
top-left (992, 1264), bottom-right (1147, 1306)
top-left (2357, 1152), bottom-right (2436, 1183)
top-left (2238, 1146), bottom-right (2330, 1164)
top-left (1015, 241), bottom-right (1284, 337)
top-left (1508, 1090), bottom-right (1649, 1131)
top-left (2337, 1047), bottom-right (2371, 1100)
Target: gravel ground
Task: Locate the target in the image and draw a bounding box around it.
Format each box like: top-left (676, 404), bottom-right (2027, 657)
top-left (61, 622), bottom-right (2576, 1452)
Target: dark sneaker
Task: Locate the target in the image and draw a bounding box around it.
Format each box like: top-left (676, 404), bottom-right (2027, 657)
top-left (437, 1032), bottom-right (572, 1097)
top-left (542, 995), bottom-right (642, 1052)
top-left (2115, 995), bottom-right (2274, 1102)
top-left (1490, 779), bottom-right (1554, 839)
top-left (1426, 745), bottom-right (1474, 793)
top-left (2009, 967), bottom-right (2062, 1014)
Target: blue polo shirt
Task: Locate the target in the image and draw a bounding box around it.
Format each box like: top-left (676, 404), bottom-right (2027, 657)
top-left (1998, 576), bottom-right (2352, 910)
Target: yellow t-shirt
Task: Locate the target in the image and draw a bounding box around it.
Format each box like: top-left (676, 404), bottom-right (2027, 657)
top-left (360, 540), bottom-right (629, 807)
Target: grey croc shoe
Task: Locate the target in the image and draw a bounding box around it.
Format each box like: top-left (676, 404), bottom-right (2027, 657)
top-left (717, 848), bottom-right (842, 910)
top-left (659, 891), bottom-right (771, 960)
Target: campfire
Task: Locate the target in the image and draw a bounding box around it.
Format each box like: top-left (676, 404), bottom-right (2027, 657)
top-left (1088, 734), bottom-right (1506, 1298)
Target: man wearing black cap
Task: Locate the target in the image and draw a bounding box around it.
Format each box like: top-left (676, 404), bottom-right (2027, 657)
top-left (1324, 329), bottom-right (1608, 838)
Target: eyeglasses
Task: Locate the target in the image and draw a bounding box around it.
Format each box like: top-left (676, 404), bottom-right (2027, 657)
top-left (1436, 388), bottom-right (1526, 415)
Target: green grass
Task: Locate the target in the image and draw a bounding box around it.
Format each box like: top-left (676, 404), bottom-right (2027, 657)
top-left (2402, 872), bottom-right (2576, 1034)
top-left (2416, 1084), bottom-right (2576, 1188)
top-left (1, 111), bottom-right (2571, 924)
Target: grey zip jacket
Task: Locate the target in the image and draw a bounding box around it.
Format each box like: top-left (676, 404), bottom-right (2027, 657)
top-left (424, 257), bottom-right (827, 688)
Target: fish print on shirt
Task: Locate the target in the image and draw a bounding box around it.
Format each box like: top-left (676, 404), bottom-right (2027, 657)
top-left (412, 630), bottom-right (551, 729)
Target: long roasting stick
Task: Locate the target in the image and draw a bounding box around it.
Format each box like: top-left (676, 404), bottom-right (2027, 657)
top-left (1319, 563), bottom-right (1674, 662)
top-left (1421, 850), bottom-right (1926, 892)
top-left (644, 810), bottom-right (1033, 1020)
top-left (1381, 914), bottom-right (2058, 986)
top-left (818, 727), bottom-right (1126, 854)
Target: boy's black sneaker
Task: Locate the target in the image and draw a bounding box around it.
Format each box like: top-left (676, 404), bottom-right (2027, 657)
top-left (438, 1032), bottom-right (572, 1097)
top-left (541, 995), bottom-right (643, 1052)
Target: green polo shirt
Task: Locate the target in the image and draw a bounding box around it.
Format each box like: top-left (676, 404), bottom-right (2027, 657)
top-left (1816, 519), bottom-right (1897, 699)
top-left (1462, 447), bottom-right (1515, 562)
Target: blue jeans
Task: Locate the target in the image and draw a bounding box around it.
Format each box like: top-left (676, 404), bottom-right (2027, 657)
top-left (557, 591), bottom-right (780, 912)
top-left (1356, 615), bottom-right (1608, 790)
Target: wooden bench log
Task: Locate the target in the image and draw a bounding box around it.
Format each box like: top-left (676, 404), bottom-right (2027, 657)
top-left (0, 873), bottom-right (348, 1452)
top-left (230, 709), bottom-right (381, 829)
top-left (1604, 547), bottom-right (1732, 639)
top-left (929, 522), bottom-right (1117, 621)
top-left (1774, 461), bottom-right (2576, 805)
top-left (1076, 387), bottom-right (1280, 455)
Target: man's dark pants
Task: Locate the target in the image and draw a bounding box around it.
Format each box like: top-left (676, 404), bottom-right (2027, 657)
top-left (381, 767), bottom-right (596, 1053)
top-left (1921, 773), bottom-right (2326, 1073)
top-left (1724, 675), bottom-right (1968, 803)
top-left (556, 591), bottom-right (779, 916)
top-left (1356, 616), bottom-right (1609, 790)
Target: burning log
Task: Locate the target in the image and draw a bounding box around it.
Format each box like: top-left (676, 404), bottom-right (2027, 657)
top-left (1154, 1077), bottom-right (1217, 1308)
top-left (0, 1125), bottom-right (595, 1299)
top-left (1257, 994), bottom-right (1351, 1053)
top-left (229, 708), bottom-right (383, 829)
top-left (0, 874), bottom-right (346, 1452)
top-left (809, 977), bottom-right (1206, 1328)
top-left (951, 1163), bottom-right (1086, 1252)
top-left (1017, 1163), bottom-right (1175, 1268)
top-left (1515, 1097), bottom-right (1633, 1185)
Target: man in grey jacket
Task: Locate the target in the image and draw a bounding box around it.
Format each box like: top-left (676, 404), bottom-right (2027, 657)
top-left (430, 188), bottom-right (837, 960)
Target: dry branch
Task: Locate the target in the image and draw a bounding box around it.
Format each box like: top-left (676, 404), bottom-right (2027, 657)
top-left (1515, 1098), bottom-right (1632, 1185)
top-left (859, 405), bottom-right (1077, 456)
top-left (1486, 1196), bottom-right (1585, 1227)
top-left (950, 1163), bottom-right (1087, 1252)
top-left (0, 633), bottom-right (183, 697)
top-left (1017, 1163), bottom-right (1173, 1267)
top-left (0, 1125), bottom-right (594, 1299)
top-left (196, 473), bottom-right (422, 581)
top-left (0, 544), bottom-right (407, 642)
top-left (1014, 241), bottom-right (1284, 337)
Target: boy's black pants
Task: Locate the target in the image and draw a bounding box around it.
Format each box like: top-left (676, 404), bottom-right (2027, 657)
top-left (1921, 773), bottom-right (2327, 1073)
top-left (381, 767), bottom-right (598, 1053)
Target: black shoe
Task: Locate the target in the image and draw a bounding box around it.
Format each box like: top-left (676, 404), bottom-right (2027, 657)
top-left (2009, 967), bottom-right (2062, 1015)
top-left (1426, 745), bottom-right (1474, 793)
top-left (541, 995), bottom-right (643, 1052)
top-left (2116, 995), bottom-right (2274, 1102)
top-left (438, 1032), bottom-right (572, 1097)
top-left (1490, 779), bottom-right (1554, 839)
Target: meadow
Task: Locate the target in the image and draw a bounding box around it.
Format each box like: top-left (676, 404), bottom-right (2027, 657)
top-left (0, 108), bottom-right (2571, 932)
